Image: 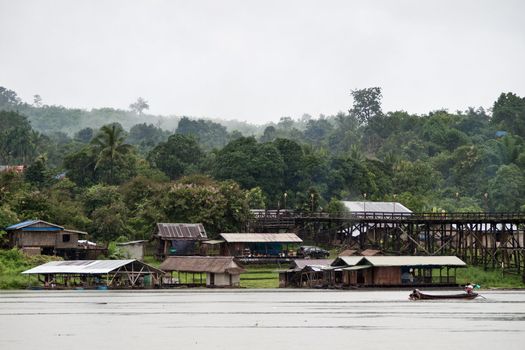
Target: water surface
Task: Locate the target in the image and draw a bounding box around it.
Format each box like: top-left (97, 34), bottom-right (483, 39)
top-left (1, 289), bottom-right (524, 350)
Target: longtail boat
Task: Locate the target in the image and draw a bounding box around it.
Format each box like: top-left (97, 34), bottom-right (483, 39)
top-left (409, 289), bottom-right (479, 300)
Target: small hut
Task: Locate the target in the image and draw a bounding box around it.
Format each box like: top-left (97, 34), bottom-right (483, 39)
top-left (279, 259), bottom-right (333, 288)
top-left (160, 256), bottom-right (245, 287)
top-left (116, 240), bottom-right (147, 260)
top-left (153, 223), bottom-right (208, 258)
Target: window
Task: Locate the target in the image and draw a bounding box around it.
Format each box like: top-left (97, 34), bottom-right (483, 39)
top-left (62, 234), bottom-right (71, 243)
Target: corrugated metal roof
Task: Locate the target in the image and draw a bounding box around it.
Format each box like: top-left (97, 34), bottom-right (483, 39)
top-left (342, 265), bottom-right (372, 271)
top-left (292, 259), bottom-right (334, 269)
top-left (202, 240), bottom-right (225, 245)
top-left (154, 223), bottom-right (208, 240)
top-left (22, 260), bottom-right (136, 274)
top-left (63, 229), bottom-right (88, 235)
top-left (342, 201), bottom-right (412, 213)
top-left (116, 240), bottom-right (147, 246)
top-left (363, 256), bottom-right (466, 267)
top-left (332, 256), bottom-right (366, 266)
top-left (6, 219), bottom-right (64, 231)
top-left (160, 256), bottom-right (245, 274)
top-left (220, 233), bottom-right (302, 243)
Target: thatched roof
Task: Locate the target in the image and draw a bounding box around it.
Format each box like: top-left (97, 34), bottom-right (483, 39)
top-left (160, 256), bottom-right (245, 274)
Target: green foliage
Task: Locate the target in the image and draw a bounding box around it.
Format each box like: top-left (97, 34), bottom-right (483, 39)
top-left (492, 92), bottom-right (525, 137)
top-left (0, 248), bottom-right (62, 289)
top-left (0, 111), bottom-right (38, 164)
top-left (488, 164), bottom-right (525, 211)
top-left (326, 197), bottom-right (347, 215)
top-left (91, 123), bottom-right (136, 185)
top-left (147, 134), bottom-right (203, 179)
top-left (245, 187), bottom-right (267, 209)
top-left (163, 178), bottom-right (250, 237)
top-left (213, 137), bottom-right (284, 203)
top-left (456, 266), bottom-right (524, 288)
top-left (349, 87), bottom-right (383, 125)
top-left (176, 117), bottom-right (230, 150)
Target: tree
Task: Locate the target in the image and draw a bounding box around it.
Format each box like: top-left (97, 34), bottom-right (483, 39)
top-left (25, 156), bottom-right (50, 187)
top-left (349, 87), bottom-right (383, 125)
top-left (129, 97), bottom-right (149, 115)
top-left (63, 147), bottom-right (98, 187)
top-left (74, 128), bottom-right (94, 143)
top-left (492, 92), bottom-right (525, 137)
top-left (128, 123), bottom-right (170, 153)
top-left (147, 134), bottom-right (203, 179)
top-left (245, 187), bottom-right (267, 209)
top-left (0, 111), bottom-right (37, 164)
top-left (488, 164), bottom-right (525, 211)
top-left (176, 117), bottom-right (229, 150)
top-left (0, 86), bottom-right (21, 109)
top-left (303, 118), bottom-right (333, 146)
top-left (91, 124), bottom-right (134, 184)
top-left (33, 94), bottom-right (43, 107)
top-left (164, 178), bottom-right (250, 236)
top-left (213, 137), bottom-right (284, 203)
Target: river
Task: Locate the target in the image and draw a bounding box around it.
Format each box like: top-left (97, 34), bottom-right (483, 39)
top-left (0, 289), bottom-right (524, 350)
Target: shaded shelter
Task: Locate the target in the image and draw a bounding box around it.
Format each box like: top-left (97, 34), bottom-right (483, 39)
top-left (160, 256), bottom-right (245, 287)
top-left (219, 233), bottom-right (302, 258)
top-left (22, 259), bottom-right (164, 289)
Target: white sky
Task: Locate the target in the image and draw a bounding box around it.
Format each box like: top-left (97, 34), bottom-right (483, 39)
top-left (1, 0), bottom-right (524, 124)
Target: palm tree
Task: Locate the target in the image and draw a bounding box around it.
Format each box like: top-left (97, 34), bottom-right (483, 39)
top-left (91, 124), bottom-right (133, 184)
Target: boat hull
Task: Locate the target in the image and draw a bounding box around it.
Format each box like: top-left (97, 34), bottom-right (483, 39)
top-left (409, 290), bottom-right (478, 300)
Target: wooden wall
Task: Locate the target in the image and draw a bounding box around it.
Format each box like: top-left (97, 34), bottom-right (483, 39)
top-left (372, 267), bottom-right (401, 285)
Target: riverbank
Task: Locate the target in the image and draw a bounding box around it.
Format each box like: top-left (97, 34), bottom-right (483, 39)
top-left (1, 249), bottom-right (524, 289)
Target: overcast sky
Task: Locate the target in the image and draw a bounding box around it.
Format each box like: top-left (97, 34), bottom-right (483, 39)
top-left (1, 0), bottom-right (524, 123)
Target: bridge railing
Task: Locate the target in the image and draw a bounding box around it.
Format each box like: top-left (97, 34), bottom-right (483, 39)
top-left (251, 210), bottom-right (525, 221)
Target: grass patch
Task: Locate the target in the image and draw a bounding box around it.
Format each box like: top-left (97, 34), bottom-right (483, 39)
top-left (456, 266), bottom-right (524, 289)
top-left (0, 248), bottom-right (62, 289)
top-left (240, 266), bottom-right (279, 288)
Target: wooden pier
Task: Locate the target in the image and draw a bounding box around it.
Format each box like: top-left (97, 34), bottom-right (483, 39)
top-left (250, 211), bottom-right (525, 274)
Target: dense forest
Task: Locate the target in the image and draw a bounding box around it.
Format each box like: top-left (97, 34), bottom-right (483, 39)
top-left (1, 85), bottom-right (525, 243)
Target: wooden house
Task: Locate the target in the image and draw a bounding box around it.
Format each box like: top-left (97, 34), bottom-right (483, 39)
top-left (330, 255), bottom-right (466, 288)
top-left (5, 220), bottom-right (87, 258)
top-left (159, 256), bottom-right (245, 287)
top-left (153, 223), bottom-right (208, 258)
top-left (219, 233), bottom-right (302, 258)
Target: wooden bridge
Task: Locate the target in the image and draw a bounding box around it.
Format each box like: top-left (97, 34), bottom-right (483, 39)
top-left (248, 211), bottom-right (525, 274)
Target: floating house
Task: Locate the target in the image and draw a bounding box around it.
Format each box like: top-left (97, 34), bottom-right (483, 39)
top-left (159, 256), bottom-right (245, 287)
top-left (219, 233), bottom-right (302, 258)
top-left (330, 255), bottom-right (466, 288)
top-left (279, 259), bottom-right (333, 288)
top-left (5, 220), bottom-right (88, 258)
top-left (153, 223), bottom-right (208, 258)
top-left (22, 259), bottom-right (164, 289)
